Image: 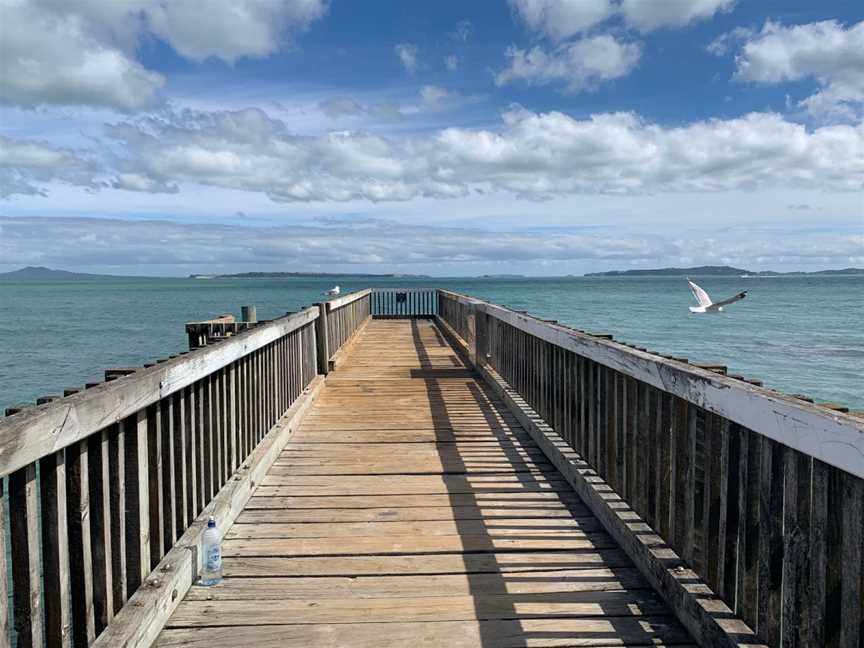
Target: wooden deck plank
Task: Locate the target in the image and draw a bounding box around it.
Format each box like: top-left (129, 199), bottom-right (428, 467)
top-left (157, 319), bottom-right (693, 647)
top-left (226, 517), bottom-right (605, 538)
top-left (236, 505), bottom-right (593, 523)
top-left (159, 619), bottom-right (694, 648)
top-left (246, 491), bottom-right (588, 508)
top-left (222, 550), bottom-right (636, 577)
top-left (267, 458), bottom-right (557, 475)
top-left (182, 568), bottom-right (651, 600)
top-left (258, 473), bottom-right (573, 494)
top-left (169, 590), bottom-right (672, 625)
top-left (235, 506), bottom-right (590, 523)
top-left (221, 533), bottom-right (620, 557)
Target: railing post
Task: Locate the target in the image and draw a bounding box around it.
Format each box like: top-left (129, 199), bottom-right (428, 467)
top-left (474, 307), bottom-right (487, 369)
top-left (315, 303), bottom-right (330, 375)
top-left (464, 303), bottom-right (477, 367)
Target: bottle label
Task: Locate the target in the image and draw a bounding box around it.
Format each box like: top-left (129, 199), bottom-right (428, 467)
top-left (205, 544), bottom-right (222, 572)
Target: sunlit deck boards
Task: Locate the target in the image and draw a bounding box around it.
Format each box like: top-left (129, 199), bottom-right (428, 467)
top-left (156, 319), bottom-right (695, 647)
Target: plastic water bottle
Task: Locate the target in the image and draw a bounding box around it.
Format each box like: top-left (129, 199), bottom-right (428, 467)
top-left (199, 516), bottom-right (222, 586)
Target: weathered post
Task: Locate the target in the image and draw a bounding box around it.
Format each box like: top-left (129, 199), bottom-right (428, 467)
top-left (314, 303), bottom-right (330, 375)
top-left (464, 303), bottom-right (477, 367)
top-left (241, 305), bottom-right (257, 324)
top-left (474, 307), bottom-right (487, 369)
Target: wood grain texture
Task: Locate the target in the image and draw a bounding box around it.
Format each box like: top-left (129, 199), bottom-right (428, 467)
top-left (0, 479), bottom-right (8, 648)
top-left (436, 313), bottom-right (765, 648)
top-left (463, 294), bottom-right (864, 480)
top-left (0, 307), bottom-right (319, 478)
top-left (92, 372), bottom-right (324, 648)
top-left (156, 319), bottom-right (692, 648)
top-left (40, 449), bottom-right (73, 647)
top-left (9, 464), bottom-right (43, 648)
top-left (158, 618), bottom-right (694, 648)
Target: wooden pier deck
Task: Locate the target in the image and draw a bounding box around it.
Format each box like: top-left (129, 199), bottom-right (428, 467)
top-left (156, 319), bottom-right (694, 647)
top-left (4, 288), bottom-right (859, 647)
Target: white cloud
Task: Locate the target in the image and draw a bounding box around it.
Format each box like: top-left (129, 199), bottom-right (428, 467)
top-left (0, 0), bottom-right (328, 111)
top-left (0, 215), bottom-right (674, 270)
top-left (116, 106), bottom-right (864, 201)
top-left (0, 0), bottom-right (164, 112)
top-left (0, 135), bottom-right (99, 197)
top-left (318, 97), bottom-right (366, 118)
top-left (110, 172), bottom-right (178, 194)
top-left (436, 109), bottom-right (864, 195)
top-left (507, 0), bottom-right (734, 38)
top-left (141, 0), bottom-right (328, 62)
top-left (318, 97), bottom-right (403, 122)
top-left (445, 55), bottom-right (460, 72)
top-left (715, 20), bottom-right (864, 121)
top-left (420, 85), bottom-right (450, 106)
top-left (619, 0), bottom-right (735, 32)
top-left (102, 107), bottom-right (456, 203)
top-left (508, 0), bottom-right (615, 41)
top-left (4, 106), bottom-right (862, 203)
top-left (2, 215), bottom-right (860, 273)
top-left (414, 85), bottom-right (477, 113)
top-left (495, 36), bottom-right (641, 93)
top-left (395, 43), bottom-right (419, 75)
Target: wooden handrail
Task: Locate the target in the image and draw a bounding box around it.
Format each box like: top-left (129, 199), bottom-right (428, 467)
top-left (324, 288), bottom-right (372, 311)
top-left (318, 289), bottom-right (373, 373)
top-left (371, 287), bottom-right (438, 317)
top-left (3, 287), bottom-right (859, 648)
top-left (439, 289), bottom-right (864, 477)
top-left (1, 304), bottom-right (322, 647)
top-left (0, 307), bottom-right (319, 479)
top-left (437, 288), bottom-right (864, 648)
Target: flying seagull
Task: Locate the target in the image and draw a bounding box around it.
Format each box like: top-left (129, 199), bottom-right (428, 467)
top-left (687, 279), bottom-right (747, 313)
top-left (324, 285), bottom-right (340, 296)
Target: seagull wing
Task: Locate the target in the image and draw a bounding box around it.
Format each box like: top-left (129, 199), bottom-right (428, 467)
top-left (713, 290), bottom-right (748, 308)
top-left (688, 280), bottom-right (713, 307)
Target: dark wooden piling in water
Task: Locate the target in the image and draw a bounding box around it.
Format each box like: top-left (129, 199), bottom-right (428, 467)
top-left (241, 305), bottom-right (257, 324)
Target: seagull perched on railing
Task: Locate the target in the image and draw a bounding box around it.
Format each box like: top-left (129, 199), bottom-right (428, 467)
top-left (687, 279), bottom-right (747, 313)
top-left (324, 285), bottom-right (340, 296)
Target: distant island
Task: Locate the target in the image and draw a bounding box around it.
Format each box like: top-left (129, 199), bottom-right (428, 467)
top-left (190, 271), bottom-right (429, 279)
top-left (584, 265), bottom-right (864, 277)
top-left (0, 266), bottom-right (151, 281)
top-left (0, 266), bottom-right (429, 281)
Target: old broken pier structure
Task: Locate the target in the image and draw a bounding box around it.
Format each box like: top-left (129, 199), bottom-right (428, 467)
top-left (1, 288), bottom-right (862, 647)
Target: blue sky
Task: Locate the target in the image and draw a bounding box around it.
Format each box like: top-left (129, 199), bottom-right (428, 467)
top-left (1, 0), bottom-right (862, 275)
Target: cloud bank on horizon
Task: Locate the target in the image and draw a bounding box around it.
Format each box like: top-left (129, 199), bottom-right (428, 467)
top-left (0, 0), bottom-right (861, 274)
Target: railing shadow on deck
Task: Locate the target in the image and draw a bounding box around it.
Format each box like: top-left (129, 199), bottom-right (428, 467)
top-left (436, 288), bottom-right (864, 648)
top-left (408, 318), bottom-right (668, 647)
top-left (0, 289), bottom-right (376, 648)
top-left (3, 284), bottom-right (860, 647)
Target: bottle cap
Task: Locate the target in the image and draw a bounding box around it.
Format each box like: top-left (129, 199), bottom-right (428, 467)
top-left (207, 516), bottom-right (216, 528)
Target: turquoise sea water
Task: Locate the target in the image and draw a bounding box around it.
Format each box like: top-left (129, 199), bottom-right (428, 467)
top-left (0, 275), bottom-right (861, 412)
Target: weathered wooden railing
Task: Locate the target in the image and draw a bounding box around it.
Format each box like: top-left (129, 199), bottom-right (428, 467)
top-left (185, 314), bottom-right (258, 349)
top-left (436, 288), bottom-right (864, 648)
top-left (0, 290), bottom-right (372, 648)
top-left (314, 289), bottom-right (372, 375)
top-left (371, 287), bottom-right (437, 318)
top-left (3, 285), bottom-right (859, 647)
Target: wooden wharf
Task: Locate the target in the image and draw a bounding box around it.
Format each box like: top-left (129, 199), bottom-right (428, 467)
top-left (1, 287), bottom-right (862, 648)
